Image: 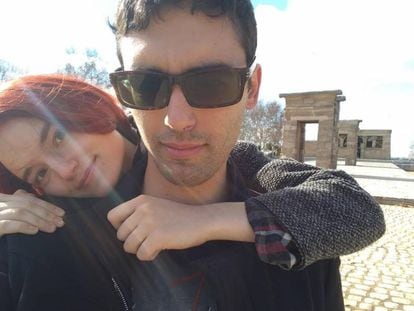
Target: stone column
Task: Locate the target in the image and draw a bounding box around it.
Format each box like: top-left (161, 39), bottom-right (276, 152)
top-left (338, 120), bottom-right (362, 165)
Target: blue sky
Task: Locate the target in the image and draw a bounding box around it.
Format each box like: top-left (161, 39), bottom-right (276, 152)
top-left (252, 0), bottom-right (288, 10)
top-left (0, 0), bottom-right (413, 157)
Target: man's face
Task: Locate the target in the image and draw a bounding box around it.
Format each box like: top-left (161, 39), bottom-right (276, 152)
top-left (119, 7), bottom-right (260, 187)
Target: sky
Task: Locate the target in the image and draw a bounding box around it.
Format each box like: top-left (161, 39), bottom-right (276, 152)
top-left (0, 0), bottom-right (413, 157)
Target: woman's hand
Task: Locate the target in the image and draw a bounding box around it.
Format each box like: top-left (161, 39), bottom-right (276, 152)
top-left (0, 189), bottom-right (65, 238)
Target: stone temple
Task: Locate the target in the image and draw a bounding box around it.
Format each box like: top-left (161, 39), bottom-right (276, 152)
top-left (280, 90), bottom-right (391, 169)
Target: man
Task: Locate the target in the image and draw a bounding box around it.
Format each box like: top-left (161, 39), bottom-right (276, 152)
top-left (107, 0), bottom-right (384, 309)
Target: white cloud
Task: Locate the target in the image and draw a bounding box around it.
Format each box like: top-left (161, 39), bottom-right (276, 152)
top-left (255, 0), bottom-right (414, 157)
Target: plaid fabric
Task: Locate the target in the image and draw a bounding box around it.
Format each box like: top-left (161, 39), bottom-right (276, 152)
top-left (246, 201), bottom-right (297, 269)
top-left (226, 157), bottom-right (299, 270)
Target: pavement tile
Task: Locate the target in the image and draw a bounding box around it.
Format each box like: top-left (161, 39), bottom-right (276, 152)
top-left (340, 205), bottom-right (414, 310)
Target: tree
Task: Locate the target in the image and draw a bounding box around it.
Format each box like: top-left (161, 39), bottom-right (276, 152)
top-left (58, 48), bottom-right (110, 88)
top-left (409, 141), bottom-right (414, 159)
top-left (0, 59), bottom-right (21, 82)
top-left (239, 100), bottom-right (284, 155)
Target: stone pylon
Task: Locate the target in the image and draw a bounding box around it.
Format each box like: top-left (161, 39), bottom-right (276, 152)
top-left (280, 90), bottom-right (345, 169)
top-left (338, 120), bottom-right (362, 166)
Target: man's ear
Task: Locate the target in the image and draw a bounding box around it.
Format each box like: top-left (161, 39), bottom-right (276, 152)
top-left (246, 64), bottom-right (262, 110)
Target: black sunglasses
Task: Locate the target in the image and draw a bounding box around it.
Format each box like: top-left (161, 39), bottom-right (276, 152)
top-left (109, 66), bottom-right (250, 110)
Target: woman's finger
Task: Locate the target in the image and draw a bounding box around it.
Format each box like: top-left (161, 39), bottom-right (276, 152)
top-left (13, 190), bottom-right (65, 217)
top-left (0, 219), bottom-right (39, 237)
top-left (0, 208), bottom-right (58, 233)
top-left (1, 193), bottom-right (64, 226)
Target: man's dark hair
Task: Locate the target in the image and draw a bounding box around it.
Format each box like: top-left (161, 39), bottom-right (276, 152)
top-left (110, 0), bottom-right (257, 69)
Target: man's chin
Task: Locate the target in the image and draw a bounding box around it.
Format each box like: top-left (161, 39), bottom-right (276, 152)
top-left (158, 163), bottom-right (214, 188)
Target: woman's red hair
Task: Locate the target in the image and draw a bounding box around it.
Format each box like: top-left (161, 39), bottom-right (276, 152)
top-left (0, 74), bottom-right (132, 194)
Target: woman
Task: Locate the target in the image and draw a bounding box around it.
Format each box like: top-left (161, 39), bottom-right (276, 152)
top-left (0, 74), bottom-right (383, 310)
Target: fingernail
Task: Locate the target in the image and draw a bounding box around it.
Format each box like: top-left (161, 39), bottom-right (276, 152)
top-left (28, 226), bottom-right (38, 233)
top-left (46, 224), bottom-right (57, 232)
top-left (55, 219), bottom-right (65, 227)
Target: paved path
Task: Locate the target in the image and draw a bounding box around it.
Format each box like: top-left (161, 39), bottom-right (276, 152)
top-left (340, 205), bottom-right (414, 310)
top-left (304, 159), bottom-right (414, 309)
top-left (337, 160), bottom-right (414, 202)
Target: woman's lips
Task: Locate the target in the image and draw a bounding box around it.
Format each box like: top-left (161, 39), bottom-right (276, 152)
top-left (77, 157), bottom-right (96, 189)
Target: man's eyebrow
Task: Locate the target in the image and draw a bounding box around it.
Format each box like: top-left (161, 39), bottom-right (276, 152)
top-left (39, 122), bottom-right (51, 145)
top-left (130, 65), bottom-right (164, 73)
top-left (185, 63), bottom-right (230, 74)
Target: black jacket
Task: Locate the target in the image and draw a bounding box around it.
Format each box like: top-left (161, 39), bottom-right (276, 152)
top-left (1, 149), bottom-right (146, 311)
top-left (1, 151), bottom-right (345, 311)
top-left (1, 141), bottom-right (384, 310)
top-left (125, 160), bottom-right (345, 311)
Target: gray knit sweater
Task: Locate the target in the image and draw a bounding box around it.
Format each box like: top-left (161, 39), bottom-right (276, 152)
top-left (230, 141), bottom-right (385, 269)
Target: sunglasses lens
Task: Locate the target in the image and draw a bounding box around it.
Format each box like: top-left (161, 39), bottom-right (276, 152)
top-left (183, 69), bottom-right (245, 108)
top-left (113, 73), bottom-right (169, 109)
top-left (111, 67), bottom-right (247, 110)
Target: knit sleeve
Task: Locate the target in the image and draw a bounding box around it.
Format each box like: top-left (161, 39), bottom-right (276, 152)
top-left (231, 141), bottom-right (385, 270)
top-left (230, 142), bottom-right (298, 268)
top-left (246, 157), bottom-right (385, 269)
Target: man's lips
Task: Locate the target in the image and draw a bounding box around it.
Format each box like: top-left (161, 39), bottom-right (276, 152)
top-left (161, 142), bottom-right (205, 158)
top-left (77, 157), bottom-right (96, 190)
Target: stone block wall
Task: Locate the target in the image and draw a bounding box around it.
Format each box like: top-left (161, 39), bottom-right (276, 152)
top-left (358, 129), bottom-right (392, 160)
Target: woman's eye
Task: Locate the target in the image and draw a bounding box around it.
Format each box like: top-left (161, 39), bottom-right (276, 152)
top-left (35, 169), bottom-right (48, 185)
top-left (54, 129), bottom-right (66, 146)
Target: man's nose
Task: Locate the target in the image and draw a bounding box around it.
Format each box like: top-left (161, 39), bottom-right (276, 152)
top-left (48, 157), bottom-right (78, 180)
top-left (164, 85), bottom-right (196, 132)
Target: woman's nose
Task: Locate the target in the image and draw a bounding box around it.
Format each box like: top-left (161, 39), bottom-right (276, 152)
top-left (49, 157), bottom-right (78, 180)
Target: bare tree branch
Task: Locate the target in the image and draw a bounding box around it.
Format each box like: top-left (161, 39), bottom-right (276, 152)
top-left (239, 100), bottom-right (284, 156)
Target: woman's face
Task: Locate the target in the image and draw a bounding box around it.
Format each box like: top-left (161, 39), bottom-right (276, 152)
top-left (0, 117), bottom-right (130, 197)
